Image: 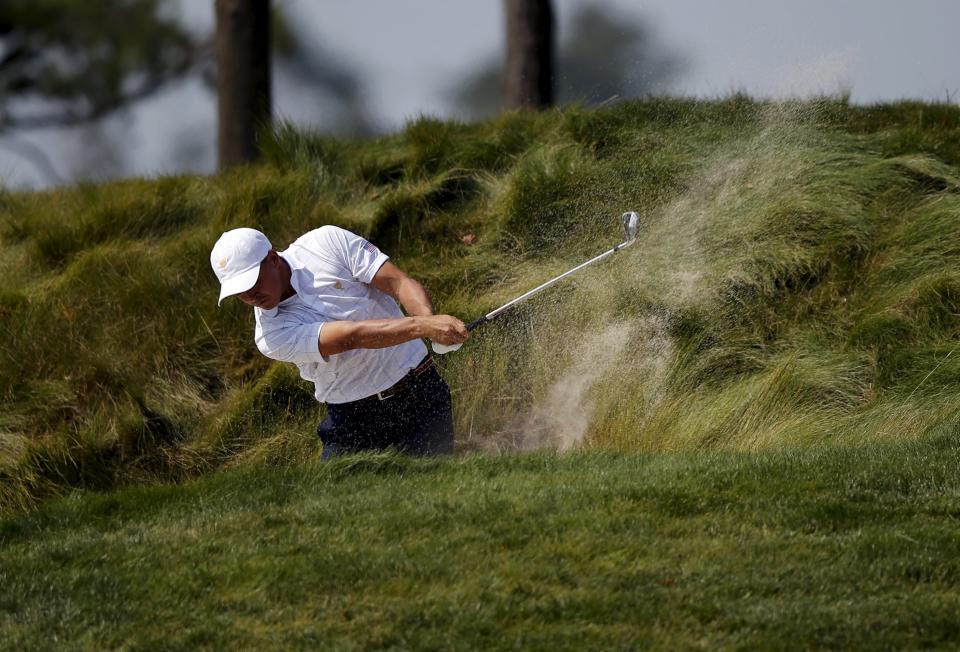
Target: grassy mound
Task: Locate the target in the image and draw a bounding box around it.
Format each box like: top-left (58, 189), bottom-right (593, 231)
top-left (2, 96), bottom-right (960, 509)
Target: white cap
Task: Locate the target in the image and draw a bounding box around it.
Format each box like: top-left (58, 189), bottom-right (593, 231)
top-left (210, 228), bottom-right (271, 305)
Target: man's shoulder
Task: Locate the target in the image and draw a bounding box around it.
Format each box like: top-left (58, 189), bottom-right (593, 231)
top-left (284, 226), bottom-right (342, 268)
top-left (285, 225), bottom-right (373, 277)
top-left (290, 225), bottom-right (355, 250)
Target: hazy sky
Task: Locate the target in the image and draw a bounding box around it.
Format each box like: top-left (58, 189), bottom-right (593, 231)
top-left (2, 0), bottom-right (958, 189)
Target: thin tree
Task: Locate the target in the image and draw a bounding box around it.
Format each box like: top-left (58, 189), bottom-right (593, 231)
top-left (0, 0), bottom-right (198, 183)
top-left (503, 0), bottom-right (554, 110)
top-left (215, 0), bottom-right (271, 169)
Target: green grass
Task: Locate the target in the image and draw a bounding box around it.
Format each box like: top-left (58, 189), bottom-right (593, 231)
top-left (6, 95), bottom-right (960, 649)
top-left (2, 96), bottom-right (960, 511)
top-left (2, 434), bottom-right (959, 650)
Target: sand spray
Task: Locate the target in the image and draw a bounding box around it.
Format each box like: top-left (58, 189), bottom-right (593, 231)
top-left (471, 98), bottom-right (849, 452)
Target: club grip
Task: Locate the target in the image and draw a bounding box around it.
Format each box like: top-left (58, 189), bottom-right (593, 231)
top-left (431, 315), bottom-right (488, 355)
top-left (466, 316), bottom-right (488, 332)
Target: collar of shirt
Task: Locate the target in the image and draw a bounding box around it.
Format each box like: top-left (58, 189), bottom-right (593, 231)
top-left (259, 250), bottom-right (304, 318)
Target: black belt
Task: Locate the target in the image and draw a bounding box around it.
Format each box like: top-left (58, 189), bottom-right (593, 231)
top-left (362, 356), bottom-right (435, 402)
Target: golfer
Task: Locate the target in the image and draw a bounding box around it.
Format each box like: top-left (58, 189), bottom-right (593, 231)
top-left (210, 226), bottom-right (469, 457)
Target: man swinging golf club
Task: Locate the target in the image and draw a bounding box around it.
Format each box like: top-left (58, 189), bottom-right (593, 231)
top-left (210, 225), bottom-right (469, 458)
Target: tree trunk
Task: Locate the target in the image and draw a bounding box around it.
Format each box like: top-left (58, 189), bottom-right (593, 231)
top-left (215, 0), bottom-right (271, 170)
top-left (504, 0), bottom-right (554, 110)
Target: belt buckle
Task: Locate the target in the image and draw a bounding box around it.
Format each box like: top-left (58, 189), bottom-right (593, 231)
top-left (376, 389), bottom-right (391, 401)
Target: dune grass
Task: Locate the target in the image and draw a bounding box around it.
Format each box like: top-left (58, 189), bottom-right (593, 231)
top-left (1, 97), bottom-right (960, 510)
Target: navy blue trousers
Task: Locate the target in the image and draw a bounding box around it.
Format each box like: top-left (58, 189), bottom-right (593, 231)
top-left (317, 363), bottom-right (454, 458)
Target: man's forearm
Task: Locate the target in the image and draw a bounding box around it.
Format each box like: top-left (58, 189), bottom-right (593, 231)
top-left (319, 317), bottom-right (424, 356)
top-left (318, 314), bottom-right (468, 356)
top-left (395, 277), bottom-right (435, 317)
top-left (370, 261), bottom-right (436, 316)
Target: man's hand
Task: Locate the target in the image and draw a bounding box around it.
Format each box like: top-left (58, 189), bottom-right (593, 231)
top-left (417, 315), bottom-right (469, 346)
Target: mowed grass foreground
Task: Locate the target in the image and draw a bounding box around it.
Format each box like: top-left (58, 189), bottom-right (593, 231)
top-left (2, 434), bottom-right (959, 650)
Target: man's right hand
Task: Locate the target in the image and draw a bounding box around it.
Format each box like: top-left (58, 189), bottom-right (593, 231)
top-left (418, 315), bottom-right (469, 346)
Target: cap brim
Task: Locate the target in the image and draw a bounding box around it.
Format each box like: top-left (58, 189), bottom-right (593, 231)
top-left (217, 264), bottom-right (261, 306)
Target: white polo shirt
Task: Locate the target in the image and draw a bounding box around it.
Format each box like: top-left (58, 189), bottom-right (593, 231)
top-left (253, 226), bottom-right (427, 404)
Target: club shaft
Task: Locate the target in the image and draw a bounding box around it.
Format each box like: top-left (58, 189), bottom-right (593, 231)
top-left (481, 239), bottom-right (635, 323)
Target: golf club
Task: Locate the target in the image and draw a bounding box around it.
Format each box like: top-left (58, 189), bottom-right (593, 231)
top-left (431, 211), bottom-right (642, 354)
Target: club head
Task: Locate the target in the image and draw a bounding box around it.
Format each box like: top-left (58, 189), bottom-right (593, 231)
top-left (622, 211), bottom-right (641, 242)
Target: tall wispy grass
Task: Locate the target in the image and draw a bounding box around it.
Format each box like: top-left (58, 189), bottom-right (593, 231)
top-left (448, 102), bottom-right (960, 453)
top-left (2, 96), bottom-right (960, 510)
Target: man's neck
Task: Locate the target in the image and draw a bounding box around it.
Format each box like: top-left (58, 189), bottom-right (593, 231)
top-left (279, 257), bottom-right (296, 301)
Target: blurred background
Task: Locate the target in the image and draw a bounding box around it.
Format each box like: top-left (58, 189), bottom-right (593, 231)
top-left (1, 0), bottom-right (958, 190)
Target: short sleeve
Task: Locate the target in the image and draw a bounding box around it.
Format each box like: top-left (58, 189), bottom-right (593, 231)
top-left (255, 320), bottom-right (327, 364)
top-left (330, 226), bottom-right (389, 283)
top-left (294, 225), bottom-right (390, 284)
